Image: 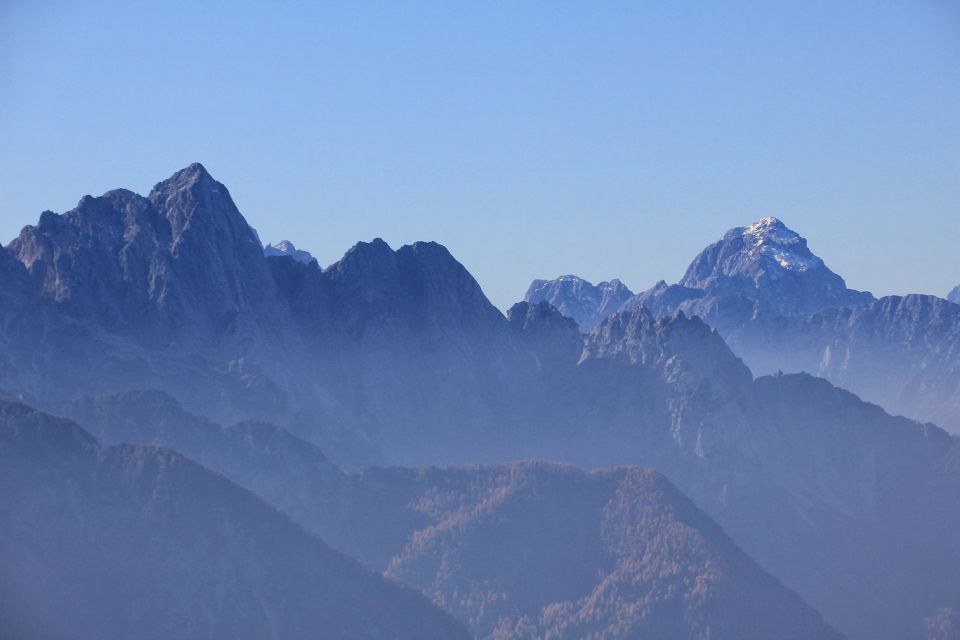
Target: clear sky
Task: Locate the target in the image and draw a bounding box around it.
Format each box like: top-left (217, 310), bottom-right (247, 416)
top-left (2, 0), bottom-right (958, 310)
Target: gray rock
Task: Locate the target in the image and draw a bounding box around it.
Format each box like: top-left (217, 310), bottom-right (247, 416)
top-left (948, 285), bottom-right (960, 305)
top-left (524, 274), bottom-right (633, 331)
top-left (264, 239), bottom-right (317, 265)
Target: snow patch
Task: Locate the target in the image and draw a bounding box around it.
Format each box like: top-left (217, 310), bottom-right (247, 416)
top-left (741, 217), bottom-right (822, 273)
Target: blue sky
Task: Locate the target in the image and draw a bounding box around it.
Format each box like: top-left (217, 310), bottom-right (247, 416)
top-left (2, 0), bottom-right (958, 309)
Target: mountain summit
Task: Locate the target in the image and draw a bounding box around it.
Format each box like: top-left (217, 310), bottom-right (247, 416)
top-left (949, 285), bottom-right (960, 304)
top-left (7, 163), bottom-right (276, 338)
top-left (264, 240), bottom-right (316, 265)
top-left (681, 216), bottom-right (823, 284)
top-left (674, 215), bottom-right (872, 316)
top-left (524, 275), bottom-right (634, 331)
top-left (524, 217), bottom-right (872, 333)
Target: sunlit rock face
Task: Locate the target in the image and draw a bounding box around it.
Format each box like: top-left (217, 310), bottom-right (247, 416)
top-left (264, 239), bottom-right (317, 265)
top-left (524, 274), bottom-right (634, 332)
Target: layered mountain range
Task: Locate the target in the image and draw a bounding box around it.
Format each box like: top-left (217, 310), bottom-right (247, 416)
top-left (0, 401), bottom-right (469, 640)
top-left (1, 399), bottom-right (842, 640)
top-left (1, 165), bottom-right (958, 639)
top-left (527, 216), bottom-right (960, 431)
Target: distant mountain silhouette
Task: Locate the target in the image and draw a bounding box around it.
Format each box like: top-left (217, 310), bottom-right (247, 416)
top-left (0, 400), bottom-right (469, 640)
top-left (525, 275), bottom-right (633, 331)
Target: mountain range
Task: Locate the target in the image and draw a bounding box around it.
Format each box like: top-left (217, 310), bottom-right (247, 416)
top-left (37, 392), bottom-right (840, 639)
top-left (526, 216), bottom-right (960, 431)
top-left (0, 400), bottom-right (469, 640)
top-left (1, 164), bottom-right (958, 639)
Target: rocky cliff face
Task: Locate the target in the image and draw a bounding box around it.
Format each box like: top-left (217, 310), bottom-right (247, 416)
top-left (791, 294), bottom-right (960, 429)
top-left (9, 164), bottom-right (279, 339)
top-left (524, 275), bottom-right (634, 331)
top-left (1, 167), bottom-right (536, 465)
top-left (620, 217), bottom-right (874, 342)
top-left (264, 239), bottom-right (317, 265)
top-left (674, 216), bottom-right (873, 316)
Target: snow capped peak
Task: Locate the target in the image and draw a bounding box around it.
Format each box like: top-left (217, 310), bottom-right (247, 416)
top-left (264, 240), bottom-right (316, 265)
top-left (270, 240), bottom-right (296, 253)
top-left (676, 215), bottom-right (872, 317)
top-left (739, 216), bottom-right (821, 273)
top-left (745, 215), bottom-right (788, 235)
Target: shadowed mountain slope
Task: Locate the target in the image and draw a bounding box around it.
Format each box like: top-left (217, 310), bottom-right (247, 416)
top-left (347, 463), bottom-right (843, 640)
top-left (52, 389), bottom-right (843, 640)
top-left (0, 400), bottom-right (470, 640)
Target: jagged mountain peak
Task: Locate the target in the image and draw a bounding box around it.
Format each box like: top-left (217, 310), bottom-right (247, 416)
top-left (264, 240), bottom-right (316, 265)
top-left (582, 306), bottom-right (753, 386)
top-left (507, 299), bottom-right (573, 326)
top-left (738, 215), bottom-right (822, 273)
top-left (322, 238), bottom-right (399, 288)
top-left (396, 240), bottom-right (461, 266)
top-left (148, 163), bottom-right (256, 247)
top-left (28, 188), bottom-right (152, 237)
top-left (318, 237), bottom-right (505, 338)
top-left (741, 215), bottom-right (791, 237)
top-left (155, 161), bottom-right (214, 187)
top-left (948, 285), bottom-right (960, 305)
top-left (507, 300), bottom-right (583, 367)
top-left (327, 238), bottom-right (484, 291)
top-left (524, 274), bottom-right (635, 332)
top-left (335, 237), bottom-right (394, 262)
top-left (663, 216), bottom-right (874, 319)
top-left (683, 216), bottom-right (826, 289)
top-left (7, 164), bottom-right (278, 337)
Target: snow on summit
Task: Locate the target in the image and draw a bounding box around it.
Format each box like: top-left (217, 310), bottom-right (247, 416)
top-left (264, 240), bottom-right (316, 265)
top-left (739, 216), bottom-right (823, 273)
